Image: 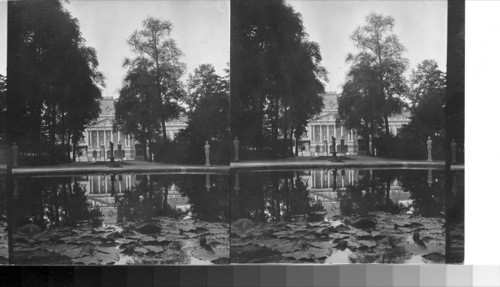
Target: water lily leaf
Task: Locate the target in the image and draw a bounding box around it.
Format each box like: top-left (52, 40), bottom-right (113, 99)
top-left (195, 227), bottom-right (209, 234)
top-left (184, 232), bottom-right (199, 239)
top-left (135, 224), bottom-right (161, 234)
top-left (74, 256), bottom-right (99, 265)
top-left (358, 240), bottom-right (377, 248)
top-left (335, 224), bottom-right (351, 233)
top-left (208, 241), bottom-right (223, 249)
top-left (78, 243), bottom-right (96, 257)
top-left (351, 219), bottom-right (377, 229)
top-left (309, 241), bottom-right (337, 250)
top-left (134, 247), bottom-right (149, 255)
top-left (283, 250), bottom-right (312, 261)
top-left (94, 252), bottom-right (119, 265)
top-left (191, 247), bottom-right (223, 262)
top-left (115, 238), bottom-right (135, 245)
top-left (97, 246), bottom-right (123, 254)
top-left (308, 247), bottom-right (332, 260)
top-left (141, 236), bottom-right (158, 244)
top-left (254, 238), bottom-right (284, 249)
top-left (46, 244), bottom-right (69, 253)
top-left (62, 248), bottom-right (83, 259)
top-left (354, 230), bottom-right (372, 239)
top-left (371, 231), bottom-right (385, 239)
top-left (422, 252), bottom-right (445, 263)
top-left (347, 241), bottom-right (361, 251)
top-left (144, 245), bottom-right (164, 254)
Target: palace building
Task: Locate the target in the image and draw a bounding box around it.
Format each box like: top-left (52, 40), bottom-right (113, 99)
top-left (75, 97), bottom-right (187, 161)
top-left (299, 92), bottom-right (411, 156)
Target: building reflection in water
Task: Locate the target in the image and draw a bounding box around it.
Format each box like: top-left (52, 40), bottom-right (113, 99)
top-left (77, 174), bottom-right (191, 224)
top-left (301, 169), bottom-right (413, 218)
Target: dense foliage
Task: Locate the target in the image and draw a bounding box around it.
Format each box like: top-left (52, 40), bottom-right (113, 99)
top-left (231, 0), bottom-right (327, 158)
top-left (338, 13), bottom-right (408, 157)
top-left (115, 17), bottom-right (186, 161)
top-left (6, 0), bottom-right (104, 164)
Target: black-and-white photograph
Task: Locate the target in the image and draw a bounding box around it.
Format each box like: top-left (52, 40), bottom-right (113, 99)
top-left (1, 0), bottom-right (230, 265)
top-left (0, 0), bottom-right (466, 268)
top-left (230, 0), bottom-right (464, 264)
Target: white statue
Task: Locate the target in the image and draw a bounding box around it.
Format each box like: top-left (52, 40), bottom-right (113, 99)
top-left (204, 141), bottom-right (211, 166)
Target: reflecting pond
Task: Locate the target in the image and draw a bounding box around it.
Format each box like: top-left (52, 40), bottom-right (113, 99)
top-left (231, 169), bottom-right (464, 264)
top-left (0, 173), bottom-right (230, 265)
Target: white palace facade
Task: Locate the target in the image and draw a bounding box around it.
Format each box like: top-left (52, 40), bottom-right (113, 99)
top-left (299, 92), bottom-right (410, 156)
top-left (75, 97), bottom-right (187, 162)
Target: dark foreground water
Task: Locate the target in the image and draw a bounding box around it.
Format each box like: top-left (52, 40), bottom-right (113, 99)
top-left (0, 168), bottom-right (464, 265)
top-left (231, 169), bottom-right (464, 264)
top-left (0, 173), bottom-right (230, 265)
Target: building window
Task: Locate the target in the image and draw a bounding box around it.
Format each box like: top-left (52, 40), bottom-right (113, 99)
top-left (91, 131), bottom-right (97, 147)
top-left (105, 130), bottom-right (111, 146)
top-left (98, 130), bottom-right (104, 147)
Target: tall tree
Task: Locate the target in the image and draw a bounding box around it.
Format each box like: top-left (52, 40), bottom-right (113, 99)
top-left (407, 59), bottom-right (446, 137)
top-left (396, 59), bottom-right (446, 159)
top-left (114, 64), bottom-right (161, 161)
top-left (338, 62), bottom-right (384, 156)
top-left (348, 13), bottom-right (408, 155)
top-left (7, 0), bottom-right (104, 162)
top-left (174, 64), bottom-right (230, 164)
top-left (231, 0), bottom-right (327, 158)
top-left (124, 17), bottom-right (185, 159)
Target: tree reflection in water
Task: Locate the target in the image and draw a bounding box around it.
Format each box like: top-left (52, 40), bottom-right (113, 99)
top-left (116, 174), bottom-right (230, 223)
top-left (232, 171), bottom-right (326, 224)
top-left (11, 177), bottom-right (103, 229)
top-left (231, 169), bottom-right (463, 264)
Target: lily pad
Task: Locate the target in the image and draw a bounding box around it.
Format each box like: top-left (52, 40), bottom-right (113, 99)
top-left (144, 245), bottom-right (164, 254)
top-left (97, 245), bottom-right (123, 254)
top-left (358, 240), bottom-right (377, 248)
top-left (422, 252), bottom-right (445, 263)
top-left (351, 219), bottom-right (376, 229)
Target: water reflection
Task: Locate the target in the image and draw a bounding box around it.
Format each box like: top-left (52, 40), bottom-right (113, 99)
top-left (2, 173), bottom-right (230, 265)
top-left (231, 169), bottom-right (463, 264)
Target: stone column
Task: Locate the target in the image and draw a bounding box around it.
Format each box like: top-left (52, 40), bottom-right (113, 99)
top-left (326, 125), bottom-right (330, 142)
top-left (319, 125), bottom-right (323, 146)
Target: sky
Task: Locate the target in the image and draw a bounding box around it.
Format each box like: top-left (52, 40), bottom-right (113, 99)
top-left (63, 0), bottom-right (230, 98)
top-left (0, 1), bottom-right (6, 75)
top-left (287, 0), bottom-right (447, 93)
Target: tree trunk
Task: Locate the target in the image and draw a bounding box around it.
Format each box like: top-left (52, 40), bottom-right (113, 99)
top-left (50, 105), bottom-right (57, 146)
top-left (384, 113), bottom-right (391, 157)
top-left (295, 130), bottom-right (300, 156)
top-left (72, 141), bottom-right (76, 161)
top-left (142, 140), bottom-right (148, 161)
top-left (66, 133), bottom-right (71, 161)
top-left (148, 139), bottom-right (153, 162)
